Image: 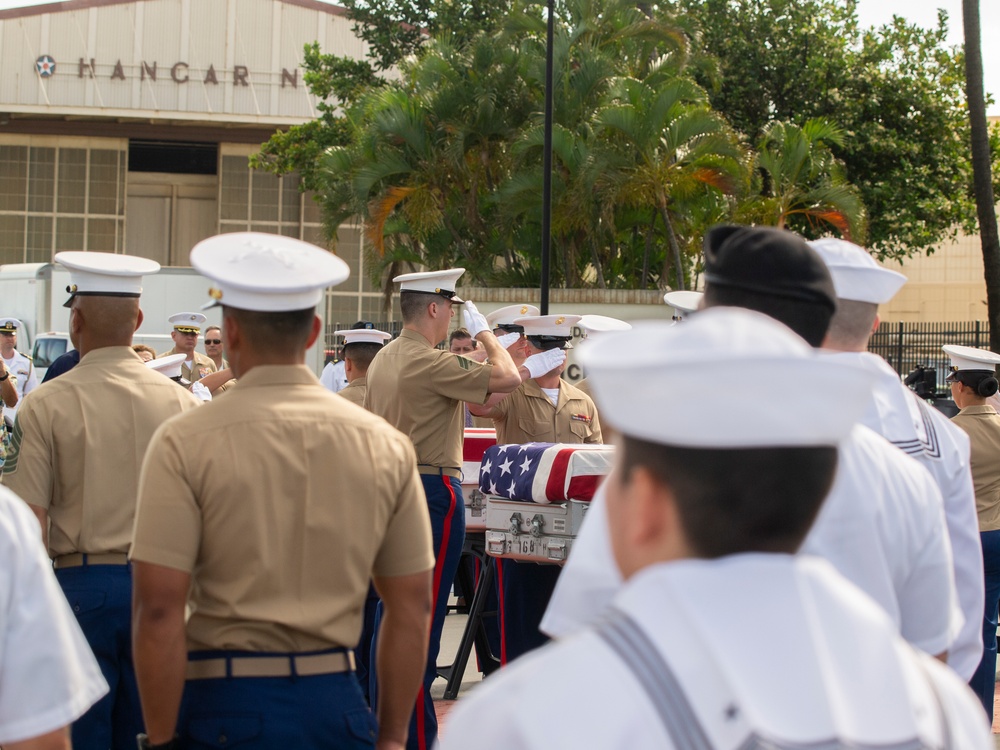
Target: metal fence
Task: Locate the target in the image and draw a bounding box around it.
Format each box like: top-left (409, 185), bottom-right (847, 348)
top-left (869, 320), bottom-right (991, 393)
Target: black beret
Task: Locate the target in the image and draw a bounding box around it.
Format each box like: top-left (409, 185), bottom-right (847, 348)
top-left (703, 225), bottom-right (837, 313)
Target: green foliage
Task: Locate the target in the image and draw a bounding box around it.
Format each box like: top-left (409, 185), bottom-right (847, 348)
top-left (675, 0), bottom-right (975, 260)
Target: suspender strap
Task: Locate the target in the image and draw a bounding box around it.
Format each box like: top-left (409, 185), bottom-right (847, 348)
top-left (596, 608), bottom-right (714, 750)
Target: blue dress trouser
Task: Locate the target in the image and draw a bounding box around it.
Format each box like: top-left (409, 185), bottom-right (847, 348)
top-left (55, 564), bottom-right (143, 750)
top-left (497, 559), bottom-right (560, 663)
top-left (178, 652), bottom-right (375, 749)
top-left (970, 528), bottom-right (1000, 719)
top-left (370, 473), bottom-right (465, 750)
top-left (354, 583), bottom-right (379, 705)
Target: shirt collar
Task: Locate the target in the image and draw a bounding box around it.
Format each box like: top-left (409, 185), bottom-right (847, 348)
top-left (233, 364), bottom-right (319, 388)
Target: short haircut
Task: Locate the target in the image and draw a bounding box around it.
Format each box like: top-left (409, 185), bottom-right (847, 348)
top-left (205, 325), bottom-right (222, 336)
top-left (400, 291), bottom-right (441, 323)
top-left (449, 328), bottom-right (475, 346)
top-left (132, 343), bottom-right (156, 358)
top-left (703, 284), bottom-right (832, 348)
top-left (344, 342), bottom-right (382, 372)
top-left (224, 306), bottom-right (314, 355)
top-left (621, 435), bottom-right (838, 557)
top-left (826, 299), bottom-right (878, 350)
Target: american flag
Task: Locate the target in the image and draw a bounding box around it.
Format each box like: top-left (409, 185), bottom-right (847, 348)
top-left (478, 443), bottom-right (614, 504)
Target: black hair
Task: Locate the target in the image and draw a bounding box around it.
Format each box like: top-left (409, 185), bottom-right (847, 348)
top-left (955, 371), bottom-right (1000, 398)
top-left (223, 306), bottom-right (314, 354)
top-left (621, 436), bottom-right (838, 557)
top-left (344, 341), bottom-right (383, 372)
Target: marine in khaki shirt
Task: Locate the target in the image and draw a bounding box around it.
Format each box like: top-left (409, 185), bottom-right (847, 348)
top-left (951, 404), bottom-right (1000, 531)
top-left (132, 234), bottom-right (436, 750)
top-left (3, 250), bottom-right (195, 750)
top-left (336, 325), bottom-right (392, 411)
top-left (488, 378), bottom-right (601, 445)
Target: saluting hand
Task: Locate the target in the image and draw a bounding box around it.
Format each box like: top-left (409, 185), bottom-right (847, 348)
top-left (462, 300), bottom-right (491, 339)
top-left (523, 348), bottom-right (567, 378)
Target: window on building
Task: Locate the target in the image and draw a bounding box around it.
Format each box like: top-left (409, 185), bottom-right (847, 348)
top-left (0, 139), bottom-right (126, 264)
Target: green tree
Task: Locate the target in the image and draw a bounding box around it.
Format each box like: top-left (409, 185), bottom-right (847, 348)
top-left (677, 0), bottom-right (975, 260)
top-left (962, 0), bottom-right (1000, 351)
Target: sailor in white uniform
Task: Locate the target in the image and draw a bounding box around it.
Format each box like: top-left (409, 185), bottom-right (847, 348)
top-left (441, 309), bottom-right (991, 750)
top-left (0, 318), bottom-right (37, 421)
top-left (543, 226), bottom-right (960, 664)
top-left (809, 237), bottom-right (984, 680)
top-left (0, 484), bottom-right (108, 747)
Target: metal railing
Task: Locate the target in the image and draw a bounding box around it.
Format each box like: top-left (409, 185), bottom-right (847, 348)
top-left (869, 320), bottom-right (991, 393)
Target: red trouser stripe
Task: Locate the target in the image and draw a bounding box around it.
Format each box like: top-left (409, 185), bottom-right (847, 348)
top-left (416, 474), bottom-right (458, 750)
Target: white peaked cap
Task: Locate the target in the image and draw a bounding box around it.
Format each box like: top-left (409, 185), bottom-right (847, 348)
top-left (516, 314), bottom-right (582, 338)
top-left (168, 312), bottom-right (207, 333)
top-left (146, 352), bottom-right (186, 379)
top-left (55, 251), bottom-right (161, 307)
top-left (0, 318), bottom-right (21, 332)
top-left (393, 268), bottom-right (465, 303)
top-left (580, 308), bottom-right (874, 448)
top-left (808, 238), bottom-right (906, 304)
top-left (942, 344), bottom-right (1000, 377)
top-left (663, 290), bottom-right (703, 320)
top-left (578, 315), bottom-right (632, 338)
top-left (487, 304), bottom-right (540, 328)
top-left (336, 328), bottom-right (392, 346)
top-left (191, 233), bottom-right (350, 312)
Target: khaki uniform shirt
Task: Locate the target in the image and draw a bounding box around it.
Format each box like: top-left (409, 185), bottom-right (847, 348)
top-left (4, 347), bottom-right (200, 557)
top-left (161, 348), bottom-right (217, 383)
top-left (339, 376), bottom-right (367, 408)
top-left (489, 379), bottom-right (602, 445)
top-left (131, 365), bottom-right (434, 653)
top-left (365, 329), bottom-right (492, 470)
top-left (951, 404), bottom-right (1000, 531)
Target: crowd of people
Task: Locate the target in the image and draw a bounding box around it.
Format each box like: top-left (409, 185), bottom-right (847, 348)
top-left (0, 226), bottom-right (999, 750)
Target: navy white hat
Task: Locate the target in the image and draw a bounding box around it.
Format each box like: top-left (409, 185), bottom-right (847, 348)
top-left (146, 352), bottom-right (186, 379)
top-left (487, 304), bottom-right (540, 331)
top-left (336, 328), bottom-right (392, 346)
top-left (55, 251), bottom-right (161, 308)
top-left (0, 318), bottom-right (21, 332)
top-left (808, 238), bottom-right (906, 304)
top-left (580, 307), bottom-right (874, 448)
top-left (393, 268), bottom-right (465, 303)
top-left (191, 233), bottom-right (350, 312)
top-left (663, 291), bottom-right (703, 321)
top-left (942, 344), bottom-right (1000, 381)
top-left (169, 312), bottom-right (207, 334)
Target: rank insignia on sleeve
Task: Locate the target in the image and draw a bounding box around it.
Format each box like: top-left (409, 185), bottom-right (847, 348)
top-left (456, 356), bottom-right (471, 370)
top-left (571, 414), bottom-right (590, 423)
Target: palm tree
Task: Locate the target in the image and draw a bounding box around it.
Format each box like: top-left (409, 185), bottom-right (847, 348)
top-left (740, 119), bottom-right (866, 241)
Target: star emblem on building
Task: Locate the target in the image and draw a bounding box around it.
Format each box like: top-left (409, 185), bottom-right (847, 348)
top-left (35, 55), bottom-right (56, 77)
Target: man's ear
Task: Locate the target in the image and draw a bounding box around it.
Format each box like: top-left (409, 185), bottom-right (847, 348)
top-left (871, 313), bottom-right (881, 335)
top-left (134, 307), bottom-right (144, 333)
top-left (629, 466), bottom-right (670, 548)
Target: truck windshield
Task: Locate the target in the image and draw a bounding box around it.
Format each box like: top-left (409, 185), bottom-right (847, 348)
top-left (33, 338), bottom-right (68, 368)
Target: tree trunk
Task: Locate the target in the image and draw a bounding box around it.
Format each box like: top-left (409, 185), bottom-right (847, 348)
top-left (641, 213), bottom-right (654, 288)
top-left (659, 205), bottom-right (686, 291)
top-left (963, 0), bottom-right (1000, 352)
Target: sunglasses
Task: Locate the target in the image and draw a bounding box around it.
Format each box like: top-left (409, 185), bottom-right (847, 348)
top-left (204, 339), bottom-right (222, 345)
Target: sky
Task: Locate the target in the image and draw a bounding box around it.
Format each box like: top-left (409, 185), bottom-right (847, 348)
top-left (0, 0), bottom-right (996, 112)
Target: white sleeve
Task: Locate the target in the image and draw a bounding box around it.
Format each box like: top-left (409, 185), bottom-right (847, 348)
top-left (319, 362), bottom-right (336, 392)
top-left (541, 484), bottom-right (623, 638)
top-left (0, 487), bottom-right (108, 744)
top-left (22, 358), bottom-right (38, 396)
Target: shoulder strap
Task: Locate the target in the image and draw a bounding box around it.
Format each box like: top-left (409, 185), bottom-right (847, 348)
top-left (595, 608), bottom-right (715, 750)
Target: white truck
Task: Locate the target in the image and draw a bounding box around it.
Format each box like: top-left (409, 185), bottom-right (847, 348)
top-left (0, 263), bottom-right (328, 380)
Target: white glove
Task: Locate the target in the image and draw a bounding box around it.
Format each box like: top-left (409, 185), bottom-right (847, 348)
top-left (496, 332), bottom-right (522, 350)
top-left (462, 300), bottom-right (491, 339)
top-left (523, 348), bottom-right (567, 378)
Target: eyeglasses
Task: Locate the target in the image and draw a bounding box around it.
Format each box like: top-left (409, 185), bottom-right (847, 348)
top-left (204, 339), bottom-right (222, 345)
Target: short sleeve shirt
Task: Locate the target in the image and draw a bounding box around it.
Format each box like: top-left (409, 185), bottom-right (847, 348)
top-left (338, 377), bottom-right (367, 408)
top-left (3, 347), bottom-right (201, 557)
top-left (490, 379), bottom-right (602, 445)
top-left (951, 404), bottom-right (1000, 531)
top-left (131, 365), bottom-right (434, 653)
top-left (365, 329), bottom-right (492, 468)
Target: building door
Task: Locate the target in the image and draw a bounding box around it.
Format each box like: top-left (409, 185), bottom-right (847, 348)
top-left (126, 173), bottom-right (217, 265)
